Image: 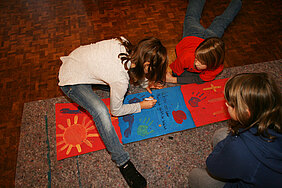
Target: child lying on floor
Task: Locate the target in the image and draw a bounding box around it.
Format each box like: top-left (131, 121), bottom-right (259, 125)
top-left (167, 0), bottom-right (242, 84)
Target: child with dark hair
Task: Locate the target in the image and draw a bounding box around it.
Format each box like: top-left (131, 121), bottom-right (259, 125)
top-left (167, 0), bottom-right (242, 84)
top-left (58, 36), bottom-right (168, 187)
top-left (189, 73), bottom-right (282, 188)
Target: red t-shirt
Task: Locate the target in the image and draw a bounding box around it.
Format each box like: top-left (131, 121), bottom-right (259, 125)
top-left (169, 36), bottom-right (223, 81)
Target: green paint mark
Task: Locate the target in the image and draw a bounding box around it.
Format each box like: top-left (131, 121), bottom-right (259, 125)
top-left (45, 115), bottom-right (51, 188)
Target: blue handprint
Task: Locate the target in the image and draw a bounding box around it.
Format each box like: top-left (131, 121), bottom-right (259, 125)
top-left (123, 114), bottom-right (134, 138)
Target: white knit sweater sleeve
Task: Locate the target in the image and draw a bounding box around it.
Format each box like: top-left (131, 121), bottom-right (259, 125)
top-left (109, 81), bottom-right (141, 117)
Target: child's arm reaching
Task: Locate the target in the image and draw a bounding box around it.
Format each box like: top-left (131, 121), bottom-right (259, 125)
top-left (166, 72), bottom-right (177, 83)
top-left (146, 81), bottom-right (165, 94)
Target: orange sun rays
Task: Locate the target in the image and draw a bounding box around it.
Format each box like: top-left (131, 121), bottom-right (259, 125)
top-left (56, 115), bottom-right (99, 155)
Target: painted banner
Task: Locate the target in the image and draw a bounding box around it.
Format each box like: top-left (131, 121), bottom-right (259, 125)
top-left (118, 86), bottom-right (195, 144)
top-left (55, 78), bottom-right (230, 160)
top-left (181, 78), bottom-right (230, 127)
top-left (55, 99), bottom-right (121, 160)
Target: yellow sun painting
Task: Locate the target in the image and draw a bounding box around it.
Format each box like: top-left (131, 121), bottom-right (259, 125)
top-left (56, 115), bottom-right (99, 155)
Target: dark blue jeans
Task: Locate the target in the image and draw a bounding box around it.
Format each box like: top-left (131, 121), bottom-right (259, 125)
top-left (60, 84), bottom-right (130, 166)
top-left (183, 0), bottom-right (242, 39)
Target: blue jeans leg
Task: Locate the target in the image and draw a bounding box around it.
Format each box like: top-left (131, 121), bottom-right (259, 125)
top-left (60, 84), bottom-right (130, 166)
top-left (182, 0), bottom-right (206, 39)
top-left (206, 0), bottom-right (242, 38)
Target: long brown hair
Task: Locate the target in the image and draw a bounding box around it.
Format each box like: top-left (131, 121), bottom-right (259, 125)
top-left (118, 37), bottom-right (168, 85)
top-left (224, 73), bottom-right (282, 140)
top-left (195, 37), bottom-right (225, 70)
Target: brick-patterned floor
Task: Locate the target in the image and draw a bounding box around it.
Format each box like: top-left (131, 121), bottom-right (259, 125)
top-left (0, 0), bottom-right (281, 186)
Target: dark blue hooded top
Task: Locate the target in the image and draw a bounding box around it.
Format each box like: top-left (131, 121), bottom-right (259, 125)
top-left (206, 127), bottom-right (282, 188)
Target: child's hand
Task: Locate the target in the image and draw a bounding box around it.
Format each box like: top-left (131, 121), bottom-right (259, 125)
top-left (146, 81), bottom-right (165, 94)
top-left (140, 97), bottom-right (157, 109)
top-left (166, 72), bottom-right (177, 83)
